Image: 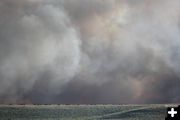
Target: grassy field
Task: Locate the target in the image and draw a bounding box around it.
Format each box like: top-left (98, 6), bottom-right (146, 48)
top-left (0, 104), bottom-right (171, 120)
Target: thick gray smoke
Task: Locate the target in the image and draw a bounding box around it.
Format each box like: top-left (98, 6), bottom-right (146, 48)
top-left (0, 0), bottom-right (180, 104)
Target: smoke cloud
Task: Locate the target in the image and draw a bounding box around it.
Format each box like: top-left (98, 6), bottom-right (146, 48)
top-left (0, 0), bottom-right (180, 104)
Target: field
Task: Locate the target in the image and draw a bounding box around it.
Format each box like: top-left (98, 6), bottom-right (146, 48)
top-left (0, 104), bottom-right (171, 120)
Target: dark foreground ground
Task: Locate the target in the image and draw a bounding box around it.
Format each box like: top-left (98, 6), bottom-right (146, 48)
top-left (0, 104), bottom-right (173, 120)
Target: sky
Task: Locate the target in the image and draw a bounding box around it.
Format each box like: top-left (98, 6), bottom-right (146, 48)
top-left (0, 0), bottom-right (180, 104)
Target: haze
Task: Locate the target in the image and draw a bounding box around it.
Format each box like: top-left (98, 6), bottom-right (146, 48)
top-left (0, 0), bottom-right (180, 104)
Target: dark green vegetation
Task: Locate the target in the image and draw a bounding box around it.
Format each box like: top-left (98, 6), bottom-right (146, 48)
top-left (0, 104), bottom-right (170, 120)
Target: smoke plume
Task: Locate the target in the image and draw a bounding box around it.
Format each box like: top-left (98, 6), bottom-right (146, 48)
top-left (0, 0), bottom-right (180, 104)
